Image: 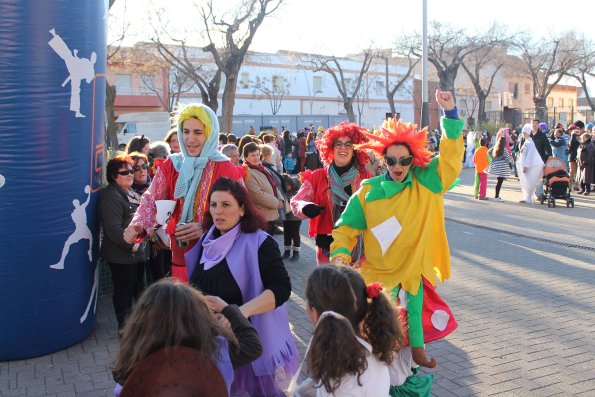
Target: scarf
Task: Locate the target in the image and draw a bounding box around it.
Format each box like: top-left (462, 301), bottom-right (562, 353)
top-left (200, 223), bottom-right (241, 271)
top-left (170, 105), bottom-right (229, 223)
top-left (247, 162), bottom-right (278, 197)
top-left (328, 162), bottom-right (358, 207)
top-left (328, 163), bottom-right (364, 265)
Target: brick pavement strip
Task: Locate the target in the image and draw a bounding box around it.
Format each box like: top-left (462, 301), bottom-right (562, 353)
top-left (1, 188), bottom-right (594, 396)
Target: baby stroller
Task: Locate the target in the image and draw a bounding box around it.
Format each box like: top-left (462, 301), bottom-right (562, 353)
top-left (539, 157), bottom-right (574, 208)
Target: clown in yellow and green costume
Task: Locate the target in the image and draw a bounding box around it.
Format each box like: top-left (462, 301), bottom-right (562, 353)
top-left (330, 91), bottom-right (464, 392)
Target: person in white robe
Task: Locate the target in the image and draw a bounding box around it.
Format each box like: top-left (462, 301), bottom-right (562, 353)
top-left (517, 124), bottom-right (544, 203)
top-left (464, 130), bottom-right (476, 168)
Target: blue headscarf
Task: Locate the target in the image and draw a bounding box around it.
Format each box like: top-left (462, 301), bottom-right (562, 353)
top-left (169, 103), bottom-right (229, 223)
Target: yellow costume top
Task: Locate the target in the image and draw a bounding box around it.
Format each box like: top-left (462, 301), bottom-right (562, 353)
top-left (330, 117), bottom-right (465, 295)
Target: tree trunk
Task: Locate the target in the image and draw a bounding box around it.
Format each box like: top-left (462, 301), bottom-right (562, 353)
top-left (220, 75), bottom-right (238, 133)
top-left (387, 96), bottom-right (396, 115)
top-left (534, 97), bottom-right (548, 121)
top-left (105, 84), bottom-right (118, 149)
top-left (344, 100), bottom-right (356, 123)
top-left (477, 93), bottom-right (487, 123)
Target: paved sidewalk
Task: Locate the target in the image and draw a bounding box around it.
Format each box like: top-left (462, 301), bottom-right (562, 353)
top-left (2, 171), bottom-right (594, 396)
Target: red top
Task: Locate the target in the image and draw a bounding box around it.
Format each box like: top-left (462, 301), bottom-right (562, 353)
top-left (291, 167), bottom-right (369, 237)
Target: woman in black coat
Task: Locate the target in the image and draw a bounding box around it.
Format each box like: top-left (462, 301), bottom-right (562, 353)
top-left (99, 155), bottom-right (148, 330)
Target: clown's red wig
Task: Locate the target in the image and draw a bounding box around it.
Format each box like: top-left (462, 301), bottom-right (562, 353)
top-left (317, 122), bottom-right (369, 171)
top-left (358, 118), bottom-right (433, 168)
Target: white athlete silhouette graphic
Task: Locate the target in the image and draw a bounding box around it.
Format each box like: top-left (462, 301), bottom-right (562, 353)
top-left (48, 28), bottom-right (96, 118)
top-left (50, 185), bottom-right (93, 270)
top-left (80, 265), bottom-right (99, 323)
top-left (50, 185), bottom-right (98, 323)
top-left (0, 173), bottom-right (5, 189)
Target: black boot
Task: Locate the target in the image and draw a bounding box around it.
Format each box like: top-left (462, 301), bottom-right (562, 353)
top-left (282, 247), bottom-right (291, 259)
top-left (290, 250), bottom-right (300, 261)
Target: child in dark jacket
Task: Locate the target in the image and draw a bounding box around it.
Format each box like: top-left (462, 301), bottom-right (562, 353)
top-left (281, 174), bottom-right (302, 261)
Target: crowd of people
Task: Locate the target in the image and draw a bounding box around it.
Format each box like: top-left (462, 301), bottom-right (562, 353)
top-left (463, 120), bottom-right (595, 202)
top-left (100, 93), bottom-right (592, 396)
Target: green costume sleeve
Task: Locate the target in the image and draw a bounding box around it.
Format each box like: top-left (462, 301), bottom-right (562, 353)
top-left (334, 193), bottom-right (367, 230)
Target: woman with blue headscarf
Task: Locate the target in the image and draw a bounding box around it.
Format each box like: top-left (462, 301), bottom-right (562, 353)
top-left (124, 103), bottom-right (242, 282)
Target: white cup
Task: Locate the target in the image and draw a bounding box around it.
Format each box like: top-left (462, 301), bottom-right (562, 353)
top-left (155, 200), bottom-right (176, 225)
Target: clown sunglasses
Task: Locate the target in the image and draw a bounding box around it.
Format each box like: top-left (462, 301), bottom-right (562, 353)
top-left (133, 163), bottom-right (149, 172)
top-left (384, 155), bottom-right (413, 167)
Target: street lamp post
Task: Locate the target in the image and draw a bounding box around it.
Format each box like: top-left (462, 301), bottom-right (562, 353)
top-left (420, 0), bottom-right (430, 129)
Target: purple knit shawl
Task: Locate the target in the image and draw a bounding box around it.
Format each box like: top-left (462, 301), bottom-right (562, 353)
top-left (185, 229), bottom-right (297, 377)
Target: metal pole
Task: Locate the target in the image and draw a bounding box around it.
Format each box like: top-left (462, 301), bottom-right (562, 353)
top-left (420, 0), bottom-right (430, 128)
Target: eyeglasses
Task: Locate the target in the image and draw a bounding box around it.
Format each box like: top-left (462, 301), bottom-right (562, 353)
top-left (133, 163), bottom-right (149, 172)
top-left (333, 141), bottom-right (354, 149)
top-left (117, 169), bottom-right (135, 176)
top-left (384, 155), bottom-right (413, 167)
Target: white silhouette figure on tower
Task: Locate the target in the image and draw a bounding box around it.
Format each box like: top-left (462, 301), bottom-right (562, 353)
top-left (50, 185), bottom-right (93, 270)
top-left (48, 28), bottom-right (96, 118)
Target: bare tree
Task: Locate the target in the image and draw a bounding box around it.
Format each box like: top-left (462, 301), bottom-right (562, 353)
top-left (398, 22), bottom-right (507, 103)
top-left (566, 37), bottom-right (595, 113)
top-left (141, 66), bottom-right (196, 113)
top-left (455, 86), bottom-right (479, 126)
top-left (355, 74), bottom-right (375, 125)
top-left (514, 31), bottom-right (587, 120)
top-left (200, 0), bottom-right (284, 132)
top-left (459, 24), bottom-right (513, 123)
top-left (304, 49), bottom-right (376, 122)
top-left (382, 48), bottom-right (419, 115)
top-left (150, 10), bottom-right (222, 112)
top-left (252, 76), bottom-right (289, 115)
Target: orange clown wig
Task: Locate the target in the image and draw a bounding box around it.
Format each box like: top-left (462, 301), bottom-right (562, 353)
top-left (358, 118), bottom-right (433, 169)
top-left (317, 122), bottom-right (369, 171)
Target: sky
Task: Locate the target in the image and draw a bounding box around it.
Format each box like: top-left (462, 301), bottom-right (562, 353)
top-left (108, 0), bottom-right (595, 92)
top-left (110, 0), bottom-right (595, 56)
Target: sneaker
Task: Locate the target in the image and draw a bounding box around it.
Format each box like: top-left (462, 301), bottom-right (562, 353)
top-left (478, 197), bottom-right (489, 200)
top-left (584, 192), bottom-right (590, 196)
top-left (474, 195), bottom-right (479, 199)
top-left (518, 200), bottom-right (529, 204)
top-left (577, 191), bottom-right (585, 195)
top-left (494, 197), bottom-right (503, 202)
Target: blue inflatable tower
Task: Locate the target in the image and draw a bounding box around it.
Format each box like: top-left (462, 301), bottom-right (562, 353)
top-left (0, 0), bottom-right (107, 359)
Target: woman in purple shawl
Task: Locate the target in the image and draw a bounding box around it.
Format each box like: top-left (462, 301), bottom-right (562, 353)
top-left (186, 177), bottom-right (298, 396)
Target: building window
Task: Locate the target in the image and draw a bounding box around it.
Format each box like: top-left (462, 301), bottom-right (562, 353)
top-left (547, 98), bottom-right (554, 108)
top-left (313, 75), bottom-right (322, 93)
top-left (240, 73), bottom-right (250, 89)
top-left (272, 76), bottom-right (285, 91)
top-left (558, 98), bottom-right (564, 107)
top-left (569, 98), bottom-right (574, 108)
top-left (115, 74), bottom-right (132, 95)
top-left (375, 80), bottom-right (385, 95)
top-left (509, 82), bottom-right (518, 98)
top-left (141, 74), bottom-right (155, 94)
top-left (524, 83), bottom-right (530, 94)
top-left (486, 101), bottom-right (492, 111)
top-left (460, 99), bottom-right (467, 109)
top-left (344, 78), bottom-right (353, 93)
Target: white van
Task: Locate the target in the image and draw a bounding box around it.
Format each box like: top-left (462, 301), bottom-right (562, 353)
top-left (116, 112), bottom-right (172, 146)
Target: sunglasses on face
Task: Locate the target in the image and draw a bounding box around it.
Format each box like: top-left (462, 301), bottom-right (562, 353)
top-left (133, 163), bottom-right (149, 172)
top-left (384, 155), bottom-right (413, 167)
top-left (117, 169), bottom-right (135, 176)
top-left (333, 141), bottom-right (354, 149)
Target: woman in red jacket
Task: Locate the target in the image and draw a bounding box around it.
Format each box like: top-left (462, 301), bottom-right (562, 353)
top-left (291, 123), bottom-right (370, 265)
top-left (124, 103), bottom-right (242, 282)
